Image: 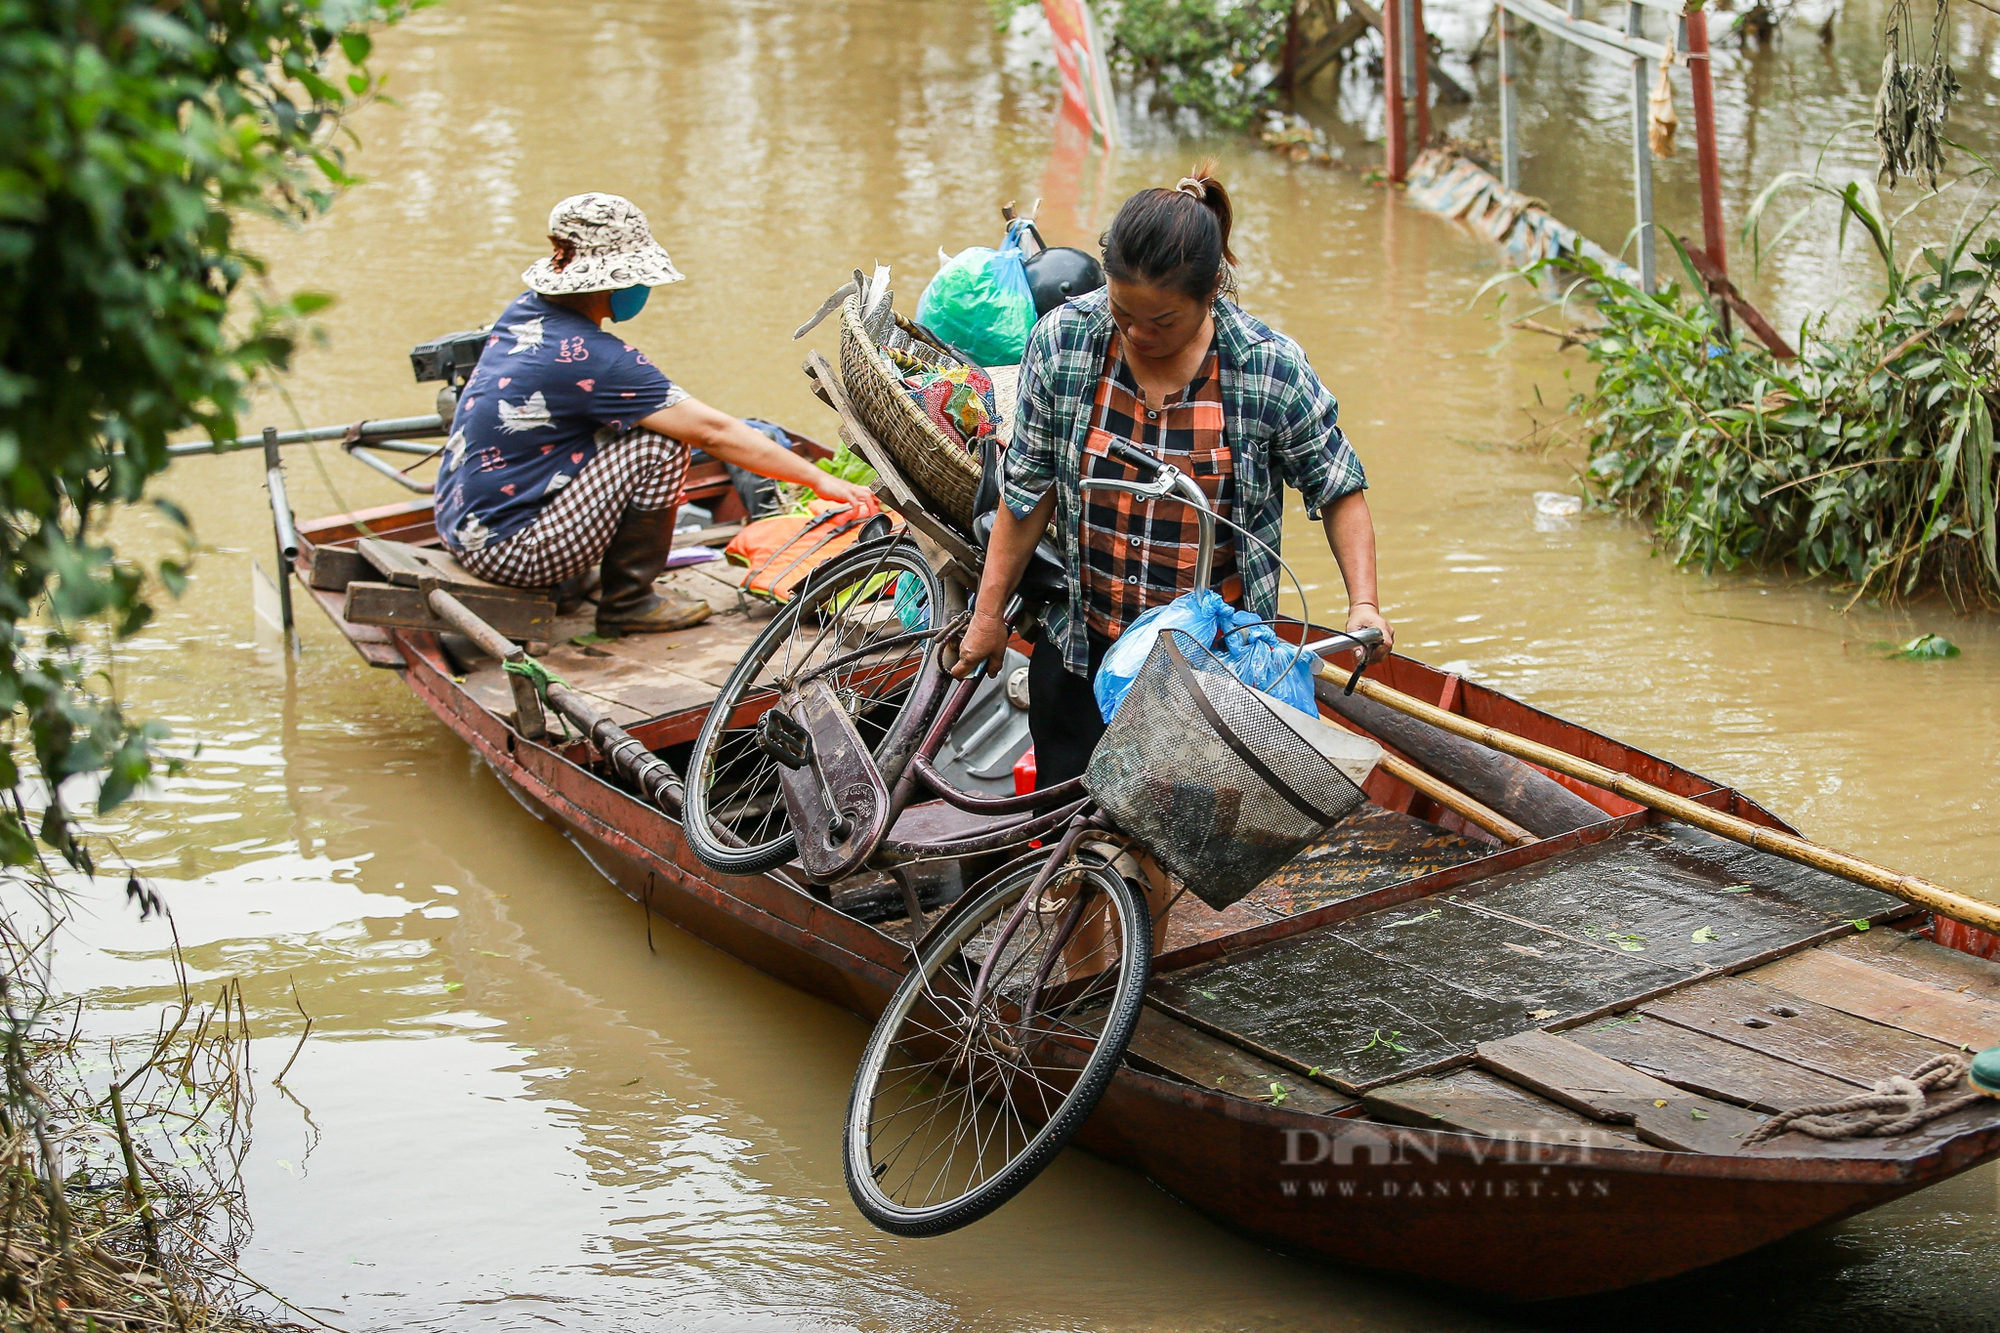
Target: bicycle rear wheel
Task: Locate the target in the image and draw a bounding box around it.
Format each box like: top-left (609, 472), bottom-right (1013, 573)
top-left (844, 852), bottom-right (1150, 1236)
top-left (682, 539), bottom-right (944, 876)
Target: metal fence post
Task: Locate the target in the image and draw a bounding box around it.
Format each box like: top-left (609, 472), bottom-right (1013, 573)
top-left (1411, 0), bottom-right (1432, 149)
top-left (262, 425), bottom-right (297, 638)
top-left (1627, 1), bottom-right (1656, 292)
top-left (1385, 0), bottom-right (1407, 181)
top-left (1686, 5), bottom-right (1727, 273)
top-left (1498, 7), bottom-right (1520, 191)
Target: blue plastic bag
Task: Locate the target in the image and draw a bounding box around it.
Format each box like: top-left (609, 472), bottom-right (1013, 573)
top-left (916, 221), bottom-right (1036, 367)
top-left (1217, 611), bottom-right (1318, 716)
top-left (1093, 590), bottom-right (1317, 722)
top-left (1093, 590), bottom-right (1232, 722)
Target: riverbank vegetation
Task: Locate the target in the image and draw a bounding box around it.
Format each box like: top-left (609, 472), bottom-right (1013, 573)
top-left (1, 0), bottom-right (413, 1318)
top-left (0, 884), bottom-right (280, 1330)
top-left (1542, 166), bottom-right (2000, 609)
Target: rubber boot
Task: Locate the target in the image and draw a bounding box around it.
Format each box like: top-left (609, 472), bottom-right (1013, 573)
top-left (550, 567), bottom-right (599, 616)
top-left (595, 507), bottom-right (712, 636)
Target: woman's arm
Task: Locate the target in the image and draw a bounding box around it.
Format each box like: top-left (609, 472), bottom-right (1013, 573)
top-left (1323, 490), bottom-right (1393, 661)
top-left (951, 489), bottom-right (1058, 679)
top-left (641, 396), bottom-right (878, 510)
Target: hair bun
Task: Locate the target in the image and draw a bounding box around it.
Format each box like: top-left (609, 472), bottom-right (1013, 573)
top-left (1174, 176), bottom-right (1208, 200)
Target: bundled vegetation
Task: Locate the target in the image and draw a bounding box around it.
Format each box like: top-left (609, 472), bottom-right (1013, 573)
top-left (1545, 166), bottom-right (2000, 608)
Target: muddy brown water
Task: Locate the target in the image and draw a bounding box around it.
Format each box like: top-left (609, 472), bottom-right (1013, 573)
top-left (48, 0), bottom-right (2000, 1328)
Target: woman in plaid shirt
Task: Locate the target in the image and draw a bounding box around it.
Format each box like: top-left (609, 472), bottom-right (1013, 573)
top-left (954, 166), bottom-right (1394, 789)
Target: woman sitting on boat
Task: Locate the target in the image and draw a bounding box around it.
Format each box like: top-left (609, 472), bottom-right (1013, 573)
top-left (953, 165), bottom-right (1393, 787)
top-left (433, 192), bottom-right (875, 636)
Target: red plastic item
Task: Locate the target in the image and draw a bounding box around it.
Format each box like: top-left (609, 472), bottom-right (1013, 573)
top-left (1013, 745), bottom-right (1037, 795)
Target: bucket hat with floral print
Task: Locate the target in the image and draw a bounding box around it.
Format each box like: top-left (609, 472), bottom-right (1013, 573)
top-left (522, 193), bottom-right (686, 295)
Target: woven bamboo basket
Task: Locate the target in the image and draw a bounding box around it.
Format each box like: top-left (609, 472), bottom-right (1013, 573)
top-left (838, 297), bottom-right (981, 529)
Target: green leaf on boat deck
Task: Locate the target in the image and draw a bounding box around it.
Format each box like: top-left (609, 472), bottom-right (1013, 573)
top-left (1594, 1014), bottom-right (1642, 1030)
top-left (1870, 634), bottom-right (1961, 660)
top-left (1194, 988), bottom-right (1218, 1000)
top-left (1268, 1083), bottom-right (1288, 1105)
top-left (1690, 1109), bottom-right (1709, 1121)
top-left (1609, 933), bottom-right (1648, 952)
top-left (1352, 1029), bottom-right (1412, 1054)
top-left (1383, 909), bottom-right (1441, 929)
top-left (1691, 926), bottom-right (1719, 943)
top-left (1850, 919), bottom-right (1872, 931)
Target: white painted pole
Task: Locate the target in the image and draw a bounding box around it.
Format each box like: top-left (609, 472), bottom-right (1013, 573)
top-left (1627, 1), bottom-right (1656, 292)
top-left (1498, 6), bottom-right (1520, 191)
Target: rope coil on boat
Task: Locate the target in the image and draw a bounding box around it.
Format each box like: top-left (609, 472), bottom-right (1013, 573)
top-left (1743, 1053), bottom-right (1983, 1146)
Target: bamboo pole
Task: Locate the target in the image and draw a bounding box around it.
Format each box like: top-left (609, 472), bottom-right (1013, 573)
top-left (1315, 662), bottom-right (2000, 934)
top-left (1377, 752), bottom-right (1538, 847)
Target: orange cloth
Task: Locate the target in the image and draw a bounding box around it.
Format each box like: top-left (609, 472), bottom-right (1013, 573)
top-left (724, 501), bottom-right (897, 601)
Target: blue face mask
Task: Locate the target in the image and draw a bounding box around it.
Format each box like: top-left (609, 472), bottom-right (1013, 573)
top-left (607, 285), bottom-right (651, 322)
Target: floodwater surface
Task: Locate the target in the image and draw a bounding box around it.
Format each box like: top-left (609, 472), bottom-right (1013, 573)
top-left (51, 0), bottom-right (2000, 1328)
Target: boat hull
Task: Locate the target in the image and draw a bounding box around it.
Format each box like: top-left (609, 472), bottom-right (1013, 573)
top-left (393, 632), bottom-right (1997, 1301)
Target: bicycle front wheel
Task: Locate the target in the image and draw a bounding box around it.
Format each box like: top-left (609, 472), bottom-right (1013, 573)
top-left (844, 852), bottom-right (1151, 1236)
top-left (682, 539), bottom-right (944, 876)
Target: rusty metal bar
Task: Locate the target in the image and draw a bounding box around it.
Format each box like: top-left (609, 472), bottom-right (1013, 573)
top-left (1686, 7), bottom-right (1727, 274)
top-left (1384, 0), bottom-right (1407, 181)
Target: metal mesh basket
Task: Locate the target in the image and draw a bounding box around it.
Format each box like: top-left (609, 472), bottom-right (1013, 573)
top-left (1084, 631), bottom-right (1366, 910)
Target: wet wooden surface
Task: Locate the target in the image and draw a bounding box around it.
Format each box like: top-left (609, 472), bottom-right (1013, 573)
top-left (1474, 1029), bottom-right (1765, 1154)
top-left (1148, 824), bottom-right (1901, 1094)
top-left (1570, 1012), bottom-right (1862, 1110)
top-left (1756, 947), bottom-right (2000, 1049)
top-left (457, 562), bottom-right (768, 727)
top-left (1640, 973), bottom-right (1959, 1085)
top-left (1363, 1067), bottom-right (1638, 1147)
top-left (1829, 927), bottom-right (2000, 1002)
top-left (1124, 1008), bottom-right (1357, 1116)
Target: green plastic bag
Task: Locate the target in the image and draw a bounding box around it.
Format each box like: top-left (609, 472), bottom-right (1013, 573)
top-left (916, 220), bottom-right (1036, 367)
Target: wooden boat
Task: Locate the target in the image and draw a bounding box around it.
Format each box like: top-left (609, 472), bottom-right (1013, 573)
top-left (283, 425), bottom-right (2000, 1303)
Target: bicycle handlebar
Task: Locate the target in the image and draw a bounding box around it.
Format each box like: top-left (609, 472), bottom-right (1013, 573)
top-left (1079, 445), bottom-right (1216, 592)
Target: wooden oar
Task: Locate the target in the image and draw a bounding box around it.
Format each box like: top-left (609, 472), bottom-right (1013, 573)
top-left (1315, 662), bottom-right (2000, 935)
top-left (1374, 752), bottom-right (1538, 847)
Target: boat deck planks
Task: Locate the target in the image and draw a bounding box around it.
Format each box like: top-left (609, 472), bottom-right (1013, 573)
top-left (1827, 927), bottom-right (2000, 1002)
top-left (1146, 824), bottom-right (1900, 1094)
top-left (1363, 1067), bottom-right (1640, 1148)
top-left (1641, 973), bottom-right (1963, 1086)
top-left (1755, 947), bottom-right (2000, 1050)
top-left (1125, 1008), bottom-right (1358, 1116)
top-left (1569, 1011), bottom-right (1863, 1110)
top-left (1474, 1029), bottom-right (1766, 1154)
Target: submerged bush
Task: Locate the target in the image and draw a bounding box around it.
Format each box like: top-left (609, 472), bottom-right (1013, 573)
top-left (1551, 171), bottom-right (2000, 608)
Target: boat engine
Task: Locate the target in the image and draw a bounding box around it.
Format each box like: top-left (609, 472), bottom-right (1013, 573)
top-left (409, 326), bottom-right (491, 419)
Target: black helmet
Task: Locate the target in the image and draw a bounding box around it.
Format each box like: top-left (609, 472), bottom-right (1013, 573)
top-left (1023, 245), bottom-right (1105, 316)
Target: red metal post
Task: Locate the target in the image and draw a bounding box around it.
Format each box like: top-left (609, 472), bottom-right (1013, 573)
top-left (1686, 8), bottom-right (1726, 273)
top-left (1411, 0), bottom-right (1432, 152)
top-left (1384, 0), bottom-right (1407, 181)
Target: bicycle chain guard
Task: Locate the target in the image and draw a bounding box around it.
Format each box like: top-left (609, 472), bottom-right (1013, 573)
top-left (775, 678), bottom-right (891, 884)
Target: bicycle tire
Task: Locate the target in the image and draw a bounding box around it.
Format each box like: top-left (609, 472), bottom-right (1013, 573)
top-left (682, 539), bottom-right (944, 876)
top-left (844, 853), bottom-right (1150, 1236)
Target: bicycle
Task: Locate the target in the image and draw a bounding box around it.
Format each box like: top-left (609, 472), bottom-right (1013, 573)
top-left (681, 436), bottom-right (1381, 1236)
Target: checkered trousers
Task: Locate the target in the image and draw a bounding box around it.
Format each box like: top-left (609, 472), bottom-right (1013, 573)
top-left (1079, 336), bottom-right (1243, 640)
top-left (454, 428), bottom-right (688, 588)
